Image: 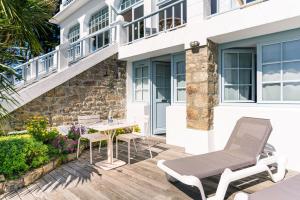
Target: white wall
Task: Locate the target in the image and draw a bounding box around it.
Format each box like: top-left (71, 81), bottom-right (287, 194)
top-left (166, 105), bottom-right (214, 155)
top-left (213, 105), bottom-right (300, 171)
top-left (59, 0), bottom-right (107, 44)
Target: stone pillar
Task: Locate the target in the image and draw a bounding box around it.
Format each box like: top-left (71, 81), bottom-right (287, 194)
top-left (186, 40), bottom-right (218, 131)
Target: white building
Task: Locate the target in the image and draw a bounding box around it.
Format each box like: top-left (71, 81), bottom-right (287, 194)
top-left (5, 0), bottom-right (300, 171)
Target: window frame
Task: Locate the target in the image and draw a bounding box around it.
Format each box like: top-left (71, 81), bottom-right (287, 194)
top-left (172, 53), bottom-right (186, 103)
top-left (133, 61), bottom-right (150, 102)
top-left (89, 6), bottom-right (109, 34)
top-left (221, 49), bottom-right (256, 103)
top-left (257, 38), bottom-right (300, 103)
top-left (119, 0), bottom-right (143, 13)
top-left (68, 24), bottom-right (80, 43)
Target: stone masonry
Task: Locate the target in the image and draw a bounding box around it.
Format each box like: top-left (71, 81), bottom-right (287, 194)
top-left (8, 54), bottom-right (127, 130)
top-left (186, 40), bottom-right (218, 131)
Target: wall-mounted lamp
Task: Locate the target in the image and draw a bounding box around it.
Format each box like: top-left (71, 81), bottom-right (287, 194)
top-left (190, 41), bottom-right (200, 53)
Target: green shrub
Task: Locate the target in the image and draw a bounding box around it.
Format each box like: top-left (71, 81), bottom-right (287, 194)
top-left (0, 135), bottom-right (49, 179)
top-left (26, 116), bottom-right (58, 143)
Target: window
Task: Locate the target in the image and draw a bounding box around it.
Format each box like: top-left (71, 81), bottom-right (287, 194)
top-left (210, 0), bottom-right (218, 15)
top-left (68, 24), bottom-right (80, 43)
top-left (134, 64), bottom-right (149, 102)
top-left (261, 39), bottom-right (300, 102)
top-left (173, 54), bottom-right (186, 102)
top-left (222, 50), bottom-right (255, 102)
top-left (120, 0), bottom-right (142, 11)
top-left (89, 7), bottom-right (109, 34)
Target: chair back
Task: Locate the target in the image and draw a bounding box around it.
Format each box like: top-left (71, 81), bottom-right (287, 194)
top-left (78, 115), bottom-right (100, 126)
top-left (224, 117), bottom-right (272, 159)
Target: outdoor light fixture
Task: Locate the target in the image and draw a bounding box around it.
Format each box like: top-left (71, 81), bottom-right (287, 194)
top-left (190, 41), bottom-right (200, 49)
top-left (190, 41), bottom-right (200, 53)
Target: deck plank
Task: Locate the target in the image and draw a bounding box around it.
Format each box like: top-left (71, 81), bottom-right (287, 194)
top-left (2, 140), bottom-right (298, 200)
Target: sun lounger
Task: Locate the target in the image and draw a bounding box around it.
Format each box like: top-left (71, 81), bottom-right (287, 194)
top-left (234, 174), bottom-right (300, 200)
top-left (157, 117), bottom-right (287, 200)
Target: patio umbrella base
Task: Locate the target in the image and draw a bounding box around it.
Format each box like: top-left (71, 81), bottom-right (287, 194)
top-left (95, 159), bottom-right (126, 170)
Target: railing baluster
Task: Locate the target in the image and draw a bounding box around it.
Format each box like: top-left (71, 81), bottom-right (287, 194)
top-left (138, 21), bottom-right (140, 39)
top-left (35, 59), bottom-right (39, 80)
top-left (144, 18), bottom-right (146, 38)
top-left (172, 6), bottom-right (175, 28)
top-left (164, 9), bottom-right (167, 31)
top-left (132, 23), bottom-right (134, 41)
top-left (180, 2), bottom-right (184, 25)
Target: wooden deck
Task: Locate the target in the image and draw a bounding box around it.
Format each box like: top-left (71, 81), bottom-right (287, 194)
top-left (1, 140), bottom-right (298, 200)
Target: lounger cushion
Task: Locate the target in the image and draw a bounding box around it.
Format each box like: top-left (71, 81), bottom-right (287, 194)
top-left (225, 117), bottom-right (272, 159)
top-left (249, 174), bottom-right (300, 200)
top-left (164, 150), bottom-right (256, 179)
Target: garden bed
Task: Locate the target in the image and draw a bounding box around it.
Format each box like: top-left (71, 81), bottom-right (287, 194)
top-left (0, 147), bottom-right (85, 194)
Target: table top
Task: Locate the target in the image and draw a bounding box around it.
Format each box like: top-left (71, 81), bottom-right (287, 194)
top-left (87, 121), bottom-right (138, 132)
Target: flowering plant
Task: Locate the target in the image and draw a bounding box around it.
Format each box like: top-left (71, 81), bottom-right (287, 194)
top-left (52, 135), bottom-right (77, 154)
top-left (68, 125), bottom-right (86, 141)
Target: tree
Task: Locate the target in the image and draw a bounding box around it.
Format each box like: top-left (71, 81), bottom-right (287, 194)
top-left (0, 0), bottom-right (57, 121)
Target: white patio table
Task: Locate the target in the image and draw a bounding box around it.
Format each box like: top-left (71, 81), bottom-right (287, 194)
top-left (87, 120), bottom-right (138, 170)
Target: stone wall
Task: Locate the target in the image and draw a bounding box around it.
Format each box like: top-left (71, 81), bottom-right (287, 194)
top-left (186, 40), bottom-right (218, 131)
top-left (8, 54), bottom-right (127, 130)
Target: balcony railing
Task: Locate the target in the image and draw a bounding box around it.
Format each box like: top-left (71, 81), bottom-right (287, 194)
top-left (205, 0), bottom-right (266, 17)
top-left (5, 25), bottom-right (118, 89)
top-left (60, 0), bottom-right (75, 11)
top-left (123, 0), bottom-right (186, 44)
top-left (68, 26), bottom-right (116, 63)
top-left (6, 50), bottom-right (58, 88)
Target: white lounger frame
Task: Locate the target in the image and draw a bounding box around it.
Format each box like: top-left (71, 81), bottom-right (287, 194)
top-left (157, 152), bottom-right (287, 200)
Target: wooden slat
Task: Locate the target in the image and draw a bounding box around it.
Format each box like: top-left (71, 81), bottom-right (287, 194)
top-left (2, 141), bottom-right (298, 200)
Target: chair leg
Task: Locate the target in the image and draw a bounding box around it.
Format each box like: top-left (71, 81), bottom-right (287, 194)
top-left (99, 141), bottom-right (101, 153)
top-left (90, 141), bottom-right (93, 165)
top-left (116, 138), bottom-right (118, 160)
top-left (77, 138), bottom-right (81, 159)
top-left (128, 140), bottom-right (131, 164)
top-left (147, 138), bottom-right (153, 159)
top-left (133, 139), bottom-right (137, 154)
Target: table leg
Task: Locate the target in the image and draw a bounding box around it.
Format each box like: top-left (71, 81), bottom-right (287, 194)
top-left (116, 138), bottom-right (118, 160)
top-left (128, 140), bottom-right (131, 164)
top-left (90, 141), bottom-right (93, 165)
top-left (107, 135), bottom-right (113, 164)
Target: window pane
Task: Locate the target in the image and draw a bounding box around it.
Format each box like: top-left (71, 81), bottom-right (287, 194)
top-left (283, 61), bottom-right (300, 81)
top-left (142, 67), bottom-right (148, 77)
top-left (142, 90), bottom-right (148, 101)
top-left (136, 67), bottom-right (142, 78)
top-left (224, 69), bottom-right (238, 84)
top-left (135, 79), bottom-right (142, 90)
top-left (177, 89), bottom-right (186, 101)
top-left (142, 78), bottom-right (148, 88)
top-left (262, 43), bottom-right (281, 63)
top-left (239, 53), bottom-right (252, 68)
top-left (262, 63), bottom-right (281, 82)
top-left (263, 83), bottom-right (281, 101)
top-left (224, 86), bottom-right (239, 101)
top-left (177, 62), bottom-right (185, 74)
top-left (239, 69), bottom-right (252, 84)
top-left (283, 82), bottom-right (300, 101)
top-left (283, 40), bottom-right (300, 61)
top-left (135, 90), bottom-right (142, 101)
top-left (239, 86), bottom-right (252, 100)
top-left (210, 0), bottom-right (218, 14)
top-left (177, 75), bottom-right (185, 88)
top-left (224, 53), bottom-right (238, 68)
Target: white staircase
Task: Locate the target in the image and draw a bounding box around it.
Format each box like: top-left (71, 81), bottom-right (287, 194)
top-left (3, 26), bottom-right (119, 113)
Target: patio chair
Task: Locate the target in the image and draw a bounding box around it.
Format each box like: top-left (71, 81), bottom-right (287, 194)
top-left (157, 117), bottom-right (287, 200)
top-left (76, 115), bottom-right (108, 164)
top-left (116, 116), bottom-right (153, 164)
top-left (234, 174), bottom-right (300, 200)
